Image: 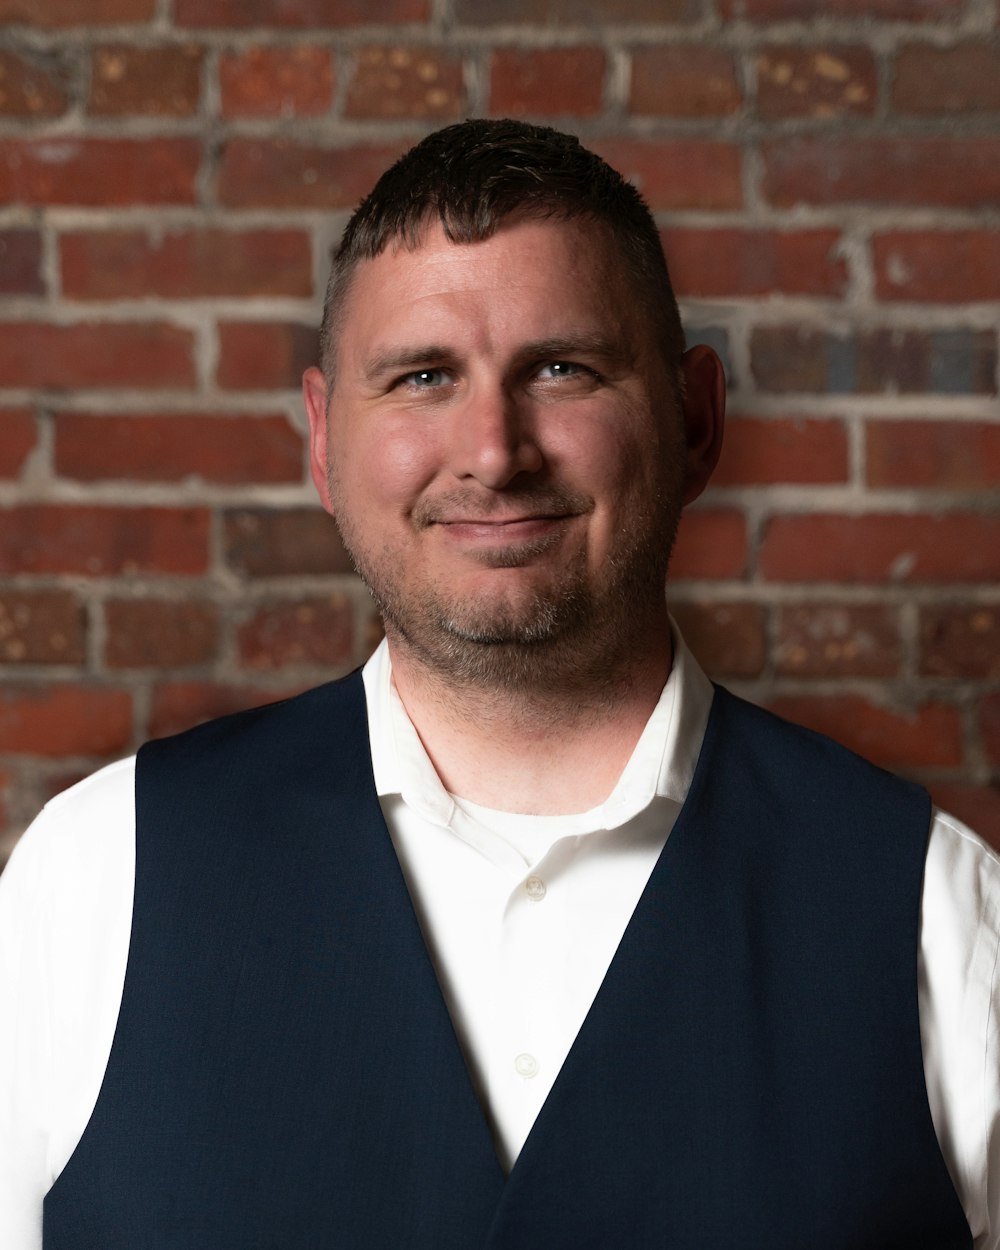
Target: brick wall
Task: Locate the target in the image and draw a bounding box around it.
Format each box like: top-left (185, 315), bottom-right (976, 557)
top-left (1, 0), bottom-right (998, 860)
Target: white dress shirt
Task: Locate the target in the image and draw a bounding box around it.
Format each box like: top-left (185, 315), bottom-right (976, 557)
top-left (1, 628), bottom-right (999, 1248)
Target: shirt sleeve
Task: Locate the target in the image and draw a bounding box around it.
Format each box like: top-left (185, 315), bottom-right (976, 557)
top-left (0, 760), bottom-right (136, 1250)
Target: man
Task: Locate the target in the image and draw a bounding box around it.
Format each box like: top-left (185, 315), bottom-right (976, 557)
top-left (1, 120), bottom-right (997, 1247)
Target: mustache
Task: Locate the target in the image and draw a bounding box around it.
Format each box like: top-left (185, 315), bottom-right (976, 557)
top-left (413, 487), bottom-right (592, 529)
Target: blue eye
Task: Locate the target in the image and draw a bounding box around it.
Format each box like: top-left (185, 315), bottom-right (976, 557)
top-left (537, 361), bottom-right (580, 379)
top-left (404, 369), bottom-right (448, 388)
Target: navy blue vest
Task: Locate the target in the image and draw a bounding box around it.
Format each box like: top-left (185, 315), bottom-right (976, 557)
top-left (43, 675), bottom-right (971, 1248)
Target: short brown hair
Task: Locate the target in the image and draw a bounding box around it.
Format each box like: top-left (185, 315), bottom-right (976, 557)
top-left (320, 118), bottom-right (685, 383)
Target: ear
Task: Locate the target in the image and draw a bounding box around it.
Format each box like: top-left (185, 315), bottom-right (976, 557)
top-left (303, 365), bottom-right (335, 515)
top-left (678, 345), bottom-right (726, 506)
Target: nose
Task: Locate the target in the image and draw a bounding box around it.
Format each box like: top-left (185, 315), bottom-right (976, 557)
top-left (447, 386), bottom-right (543, 489)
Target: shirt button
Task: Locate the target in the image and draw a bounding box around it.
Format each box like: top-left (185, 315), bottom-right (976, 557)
top-left (514, 1053), bottom-right (539, 1079)
top-left (524, 875), bottom-right (547, 901)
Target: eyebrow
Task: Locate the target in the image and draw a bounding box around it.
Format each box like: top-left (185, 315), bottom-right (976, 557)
top-left (361, 333), bottom-right (632, 383)
top-left (361, 346), bottom-right (455, 384)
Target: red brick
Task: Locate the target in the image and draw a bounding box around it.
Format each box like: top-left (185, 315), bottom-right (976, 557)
top-left (756, 47), bottom-right (875, 119)
top-left (0, 685), bottom-right (132, 757)
top-left (88, 44), bottom-right (202, 117)
top-left (629, 46), bottom-right (740, 118)
top-left (217, 321), bottom-right (318, 390)
top-left (982, 694), bottom-right (1000, 767)
top-left (664, 228), bottom-right (845, 298)
top-left (919, 606), bottom-right (1000, 680)
top-left (224, 508), bottom-right (353, 577)
top-left (54, 413), bottom-right (303, 484)
top-left (720, 0), bottom-right (960, 16)
top-left (760, 514), bottom-right (1000, 584)
top-left (750, 326), bottom-right (996, 395)
top-left (0, 49), bottom-right (70, 117)
top-left (928, 782), bottom-right (1000, 855)
top-left (105, 598), bottom-right (219, 669)
top-left (593, 139), bottom-right (743, 211)
top-left (346, 46), bottom-right (465, 120)
top-left (0, 505), bottom-right (210, 576)
top-left (669, 509), bottom-right (747, 579)
top-left (458, 0), bottom-right (694, 20)
top-left (489, 47), bottom-right (605, 117)
top-left (0, 229), bottom-right (44, 295)
top-left (894, 43), bottom-right (1000, 115)
top-left (0, 410), bottom-right (36, 477)
top-left (0, 590), bottom-right (86, 665)
top-left (176, 0), bottom-right (427, 25)
top-left (775, 604), bottom-right (900, 678)
top-left (0, 322), bottom-right (195, 388)
top-left (219, 46), bottom-right (333, 118)
top-left (0, 0), bottom-right (155, 24)
top-left (149, 681), bottom-right (292, 739)
top-left (670, 601), bottom-right (765, 677)
top-left (218, 139), bottom-right (406, 209)
top-left (0, 138), bottom-right (200, 206)
top-left (238, 595), bottom-right (354, 669)
top-left (712, 417), bottom-right (848, 486)
top-left (768, 695), bottom-right (963, 770)
top-left (866, 420), bottom-right (1000, 491)
top-left (60, 228), bottom-right (312, 299)
top-left (873, 231), bottom-right (1000, 303)
top-left (763, 138), bottom-right (1000, 209)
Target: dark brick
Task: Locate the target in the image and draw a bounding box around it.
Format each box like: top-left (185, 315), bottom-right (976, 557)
top-left (105, 599), bottom-right (219, 669)
top-left (224, 508), bottom-right (353, 577)
top-left (0, 229), bottom-right (44, 295)
top-left (670, 601), bottom-right (765, 677)
top-left (920, 606), bottom-right (1000, 680)
top-left (345, 46), bottom-right (465, 120)
top-left (238, 595), bottom-right (354, 669)
top-left (776, 604), bottom-right (900, 678)
top-left (0, 590), bottom-right (86, 665)
top-left (88, 44), bottom-right (203, 117)
top-left (0, 48), bottom-right (70, 117)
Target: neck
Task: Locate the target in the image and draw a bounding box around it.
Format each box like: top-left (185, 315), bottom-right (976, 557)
top-left (385, 614), bottom-right (674, 815)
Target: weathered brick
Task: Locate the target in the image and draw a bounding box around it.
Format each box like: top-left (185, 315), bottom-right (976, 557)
top-left (176, 0), bottom-right (427, 26)
top-left (760, 514), bottom-right (1000, 584)
top-left (669, 509), bottom-right (747, 579)
top-left (894, 43), bottom-right (1000, 115)
top-left (982, 694), bottom-right (1000, 767)
top-left (669, 601), bottom-right (765, 677)
top-left (0, 48), bottom-right (70, 117)
top-left (0, 506), bottom-right (210, 575)
top-left (224, 508), bottom-right (353, 577)
top-left (775, 604), bottom-right (900, 678)
top-left (768, 695), bottom-right (963, 770)
top-left (0, 590), bottom-right (86, 665)
top-left (54, 413), bottom-right (303, 484)
top-left (238, 595), bottom-right (354, 669)
top-left (0, 0), bottom-right (155, 25)
top-left (217, 321), bottom-right (318, 390)
top-left (873, 231), bottom-right (1000, 303)
top-left (750, 326), bottom-right (997, 395)
top-left (866, 420), bottom-right (1000, 491)
top-left (0, 138), bottom-right (200, 206)
top-left (0, 322), bottom-right (195, 388)
top-left (149, 681), bottom-right (291, 739)
top-left (920, 606), bottom-right (1000, 680)
top-left (0, 685), bottom-right (132, 757)
top-left (712, 417), bottom-right (848, 486)
top-left (345, 46), bottom-right (465, 120)
top-left (457, 0), bottom-right (695, 21)
top-left (0, 410), bottom-right (36, 477)
top-left (593, 139), bottom-right (742, 211)
top-left (60, 228), bottom-right (313, 299)
top-left (720, 0), bottom-right (960, 16)
top-left (664, 228), bottom-right (845, 298)
top-left (629, 46), bottom-right (740, 118)
top-left (105, 598), bottom-right (219, 669)
top-left (756, 47), bottom-right (875, 119)
top-left (489, 47), bottom-right (605, 117)
top-left (763, 138), bottom-right (1000, 210)
top-left (219, 46), bottom-right (333, 118)
top-left (218, 139), bottom-right (406, 209)
top-left (0, 229), bottom-right (44, 295)
top-left (929, 782), bottom-right (1000, 854)
top-left (88, 44), bottom-right (202, 116)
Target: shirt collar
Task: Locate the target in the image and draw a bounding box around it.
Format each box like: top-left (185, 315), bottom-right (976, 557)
top-left (361, 618), bottom-right (714, 833)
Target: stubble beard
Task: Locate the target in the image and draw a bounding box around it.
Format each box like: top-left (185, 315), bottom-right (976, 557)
top-left (331, 476), bottom-right (684, 707)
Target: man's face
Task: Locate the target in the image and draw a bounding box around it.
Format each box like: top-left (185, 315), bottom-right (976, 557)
top-left (305, 216), bottom-right (719, 690)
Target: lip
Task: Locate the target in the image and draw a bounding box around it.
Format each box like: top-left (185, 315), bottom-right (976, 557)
top-left (436, 514), bottom-right (575, 542)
